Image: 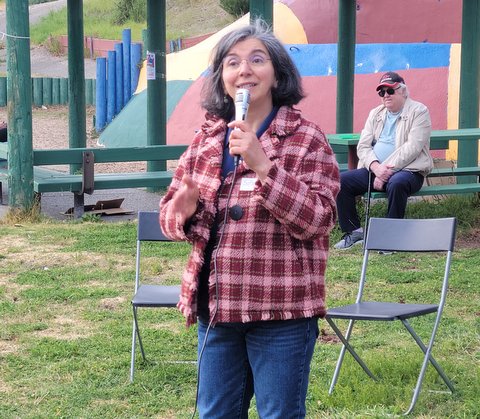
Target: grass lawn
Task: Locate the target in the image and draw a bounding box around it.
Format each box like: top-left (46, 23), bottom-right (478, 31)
top-left (0, 195), bottom-right (479, 418)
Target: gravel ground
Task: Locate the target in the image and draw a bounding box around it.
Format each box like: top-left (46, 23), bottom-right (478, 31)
top-left (0, 106), bottom-right (146, 174)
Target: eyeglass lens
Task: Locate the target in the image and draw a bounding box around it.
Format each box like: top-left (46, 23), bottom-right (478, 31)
top-left (224, 54), bottom-right (270, 70)
top-left (378, 87), bottom-right (396, 97)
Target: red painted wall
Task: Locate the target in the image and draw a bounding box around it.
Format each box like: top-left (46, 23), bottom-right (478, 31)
top-left (167, 67), bottom-right (449, 146)
top-left (282, 0), bottom-right (462, 44)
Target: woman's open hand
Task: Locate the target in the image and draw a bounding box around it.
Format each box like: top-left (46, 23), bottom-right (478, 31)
top-left (167, 174), bottom-right (199, 226)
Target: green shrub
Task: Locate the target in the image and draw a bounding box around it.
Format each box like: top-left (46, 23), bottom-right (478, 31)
top-left (44, 35), bottom-right (63, 56)
top-left (112, 0), bottom-right (146, 25)
top-left (220, 0), bottom-right (249, 18)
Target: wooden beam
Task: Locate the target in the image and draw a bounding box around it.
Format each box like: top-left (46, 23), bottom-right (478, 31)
top-left (67, 0), bottom-right (87, 174)
top-left (6, 0), bottom-right (34, 209)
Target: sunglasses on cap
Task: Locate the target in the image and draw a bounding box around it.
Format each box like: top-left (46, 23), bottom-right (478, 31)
top-left (378, 86), bottom-right (401, 97)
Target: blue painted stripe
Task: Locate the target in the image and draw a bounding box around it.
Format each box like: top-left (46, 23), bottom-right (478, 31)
top-left (286, 43), bottom-right (451, 76)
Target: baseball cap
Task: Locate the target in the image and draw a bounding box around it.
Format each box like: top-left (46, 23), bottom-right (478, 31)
top-left (376, 72), bottom-right (405, 91)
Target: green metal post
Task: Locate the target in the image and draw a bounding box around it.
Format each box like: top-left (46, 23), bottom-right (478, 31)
top-left (67, 0), bottom-right (87, 174)
top-left (6, 0), bottom-right (34, 209)
top-left (147, 0), bottom-right (166, 174)
top-left (458, 0), bottom-right (480, 180)
top-left (250, 0), bottom-right (273, 26)
top-left (336, 0), bottom-right (356, 136)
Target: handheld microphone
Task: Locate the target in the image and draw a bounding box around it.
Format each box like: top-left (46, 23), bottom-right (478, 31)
top-left (233, 88), bottom-right (250, 165)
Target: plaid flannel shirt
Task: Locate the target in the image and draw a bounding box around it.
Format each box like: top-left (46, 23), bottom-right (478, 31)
top-left (160, 106), bottom-right (340, 326)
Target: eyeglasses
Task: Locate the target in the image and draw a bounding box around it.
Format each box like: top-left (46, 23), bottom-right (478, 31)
top-left (378, 86), bottom-right (401, 97)
top-left (223, 54), bottom-right (271, 71)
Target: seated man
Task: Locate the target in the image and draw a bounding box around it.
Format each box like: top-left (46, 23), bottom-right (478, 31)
top-left (334, 72), bottom-right (434, 250)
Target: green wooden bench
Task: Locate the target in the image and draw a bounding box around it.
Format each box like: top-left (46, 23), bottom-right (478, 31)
top-left (326, 128), bottom-right (480, 199)
top-left (0, 143), bottom-right (187, 216)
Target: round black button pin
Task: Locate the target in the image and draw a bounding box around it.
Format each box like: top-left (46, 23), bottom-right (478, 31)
top-left (229, 204), bottom-right (243, 221)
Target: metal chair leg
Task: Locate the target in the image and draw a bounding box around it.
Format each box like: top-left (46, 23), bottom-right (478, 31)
top-left (402, 319), bottom-right (455, 393)
top-left (327, 318), bottom-right (377, 394)
top-left (363, 170), bottom-right (373, 241)
top-left (402, 319), bottom-right (454, 415)
top-left (130, 319), bottom-right (137, 383)
top-left (133, 306), bottom-right (146, 360)
top-left (130, 306), bottom-right (146, 382)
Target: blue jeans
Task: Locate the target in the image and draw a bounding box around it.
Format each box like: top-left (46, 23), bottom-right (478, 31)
top-left (197, 317), bottom-right (319, 419)
top-left (336, 168), bottom-right (425, 232)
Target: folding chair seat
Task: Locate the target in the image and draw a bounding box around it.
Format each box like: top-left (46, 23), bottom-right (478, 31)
top-left (130, 211), bottom-right (181, 382)
top-left (326, 217), bottom-right (456, 415)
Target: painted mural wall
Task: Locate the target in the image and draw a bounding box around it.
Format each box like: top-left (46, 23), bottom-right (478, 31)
top-left (99, 0), bottom-right (478, 162)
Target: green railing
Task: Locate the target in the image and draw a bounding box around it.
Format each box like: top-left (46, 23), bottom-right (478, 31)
top-left (0, 77), bottom-right (96, 107)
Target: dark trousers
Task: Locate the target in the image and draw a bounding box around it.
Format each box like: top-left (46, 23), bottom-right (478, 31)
top-left (336, 168), bottom-right (425, 233)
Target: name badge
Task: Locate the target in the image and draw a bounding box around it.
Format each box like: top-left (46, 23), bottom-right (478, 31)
top-left (240, 177), bottom-right (256, 191)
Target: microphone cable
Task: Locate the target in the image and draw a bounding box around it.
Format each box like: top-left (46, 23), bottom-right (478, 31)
top-left (191, 163), bottom-right (239, 419)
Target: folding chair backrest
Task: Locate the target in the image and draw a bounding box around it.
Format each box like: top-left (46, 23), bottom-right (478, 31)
top-left (365, 217), bottom-right (456, 252)
top-left (135, 211), bottom-right (171, 292)
top-left (137, 211), bottom-right (170, 242)
top-left (356, 217), bottom-right (456, 304)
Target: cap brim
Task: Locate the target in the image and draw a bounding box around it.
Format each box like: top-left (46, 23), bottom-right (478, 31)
top-left (376, 81), bottom-right (401, 91)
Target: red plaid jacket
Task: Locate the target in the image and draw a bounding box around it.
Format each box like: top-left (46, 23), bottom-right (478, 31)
top-left (160, 106), bottom-right (340, 326)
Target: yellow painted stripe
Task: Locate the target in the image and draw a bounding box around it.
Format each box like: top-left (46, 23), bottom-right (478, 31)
top-left (274, 3), bottom-right (307, 44)
top-left (446, 44), bottom-right (460, 160)
top-left (446, 43), bottom-right (480, 162)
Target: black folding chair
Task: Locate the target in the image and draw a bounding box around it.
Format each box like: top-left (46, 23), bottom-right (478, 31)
top-left (326, 217), bottom-right (456, 415)
top-left (130, 211), bottom-right (181, 382)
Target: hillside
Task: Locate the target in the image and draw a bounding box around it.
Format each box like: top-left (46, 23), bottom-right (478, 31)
top-left (28, 0), bottom-right (236, 45)
top-left (166, 0), bottom-right (235, 40)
